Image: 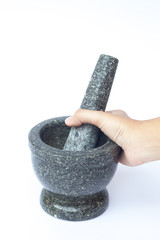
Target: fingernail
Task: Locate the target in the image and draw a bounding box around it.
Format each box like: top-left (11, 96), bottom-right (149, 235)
top-left (65, 116), bottom-right (72, 124)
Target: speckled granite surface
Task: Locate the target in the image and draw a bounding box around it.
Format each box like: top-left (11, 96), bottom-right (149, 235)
top-left (28, 54), bottom-right (121, 221)
top-left (63, 54), bottom-right (118, 151)
top-left (40, 189), bottom-right (109, 221)
top-left (29, 117), bottom-right (121, 221)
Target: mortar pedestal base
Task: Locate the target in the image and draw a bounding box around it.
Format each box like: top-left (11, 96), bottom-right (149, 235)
top-left (40, 188), bottom-right (109, 221)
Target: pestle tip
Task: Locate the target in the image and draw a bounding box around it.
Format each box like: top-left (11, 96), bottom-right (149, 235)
top-left (99, 54), bottom-right (119, 62)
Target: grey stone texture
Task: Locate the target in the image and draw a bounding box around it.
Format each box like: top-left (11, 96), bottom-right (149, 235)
top-left (40, 188), bottom-right (109, 221)
top-left (28, 54), bottom-right (122, 221)
top-left (28, 117), bottom-right (121, 221)
top-left (63, 54), bottom-right (118, 151)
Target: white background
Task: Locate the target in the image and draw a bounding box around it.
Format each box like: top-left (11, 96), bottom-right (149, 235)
top-left (0, 0), bottom-right (160, 239)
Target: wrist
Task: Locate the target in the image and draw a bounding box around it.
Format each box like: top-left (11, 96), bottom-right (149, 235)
top-left (140, 118), bottom-right (160, 163)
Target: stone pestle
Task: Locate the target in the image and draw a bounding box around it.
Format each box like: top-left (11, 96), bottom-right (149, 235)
top-left (63, 54), bottom-right (118, 151)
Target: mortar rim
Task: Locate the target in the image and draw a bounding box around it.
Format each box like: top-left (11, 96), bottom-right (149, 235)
top-left (28, 116), bottom-right (120, 158)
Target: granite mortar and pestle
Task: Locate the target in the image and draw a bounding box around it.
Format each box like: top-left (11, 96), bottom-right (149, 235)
top-left (28, 54), bottom-right (122, 221)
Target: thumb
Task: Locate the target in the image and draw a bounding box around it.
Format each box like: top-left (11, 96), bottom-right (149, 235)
top-left (65, 109), bottom-right (127, 147)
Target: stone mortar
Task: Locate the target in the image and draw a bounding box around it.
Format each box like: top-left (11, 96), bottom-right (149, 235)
top-left (29, 116), bottom-right (121, 221)
top-left (28, 54), bottom-right (121, 221)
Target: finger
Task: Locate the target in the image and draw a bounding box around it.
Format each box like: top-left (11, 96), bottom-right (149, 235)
top-left (65, 115), bottom-right (83, 126)
top-left (65, 109), bottom-right (127, 146)
top-left (65, 109), bottom-right (122, 130)
top-left (65, 109), bottom-right (104, 127)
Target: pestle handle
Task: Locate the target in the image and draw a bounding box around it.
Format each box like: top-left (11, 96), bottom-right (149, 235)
top-left (63, 54), bottom-right (118, 151)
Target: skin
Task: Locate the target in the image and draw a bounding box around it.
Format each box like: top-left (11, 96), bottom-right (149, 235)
top-left (65, 109), bottom-right (160, 166)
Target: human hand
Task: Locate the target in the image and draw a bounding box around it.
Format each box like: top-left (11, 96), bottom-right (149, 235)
top-left (65, 109), bottom-right (160, 166)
